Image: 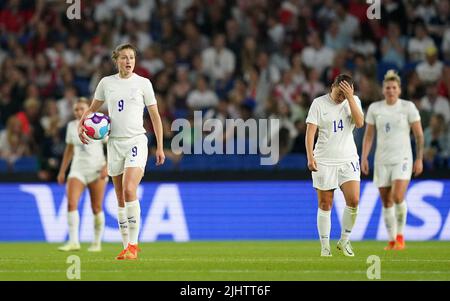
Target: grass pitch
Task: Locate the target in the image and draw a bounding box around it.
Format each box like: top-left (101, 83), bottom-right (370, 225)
top-left (0, 241), bottom-right (449, 281)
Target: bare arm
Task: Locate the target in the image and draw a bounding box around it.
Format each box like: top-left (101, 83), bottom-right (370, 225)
top-left (57, 144), bottom-right (74, 185)
top-left (411, 121), bottom-right (424, 176)
top-left (361, 123), bottom-right (375, 175)
top-left (305, 123), bottom-right (318, 171)
top-left (148, 104), bottom-right (165, 166)
top-left (78, 100), bottom-right (104, 144)
top-left (339, 81), bottom-right (364, 128)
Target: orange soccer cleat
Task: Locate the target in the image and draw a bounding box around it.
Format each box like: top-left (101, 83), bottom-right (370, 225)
top-left (123, 243), bottom-right (141, 260)
top-left (394, 234), bottom-right (406, 250)
top-left (115, 248), bottom-right (128, 260)
top-left (384, 241), bottom-right (396, 250)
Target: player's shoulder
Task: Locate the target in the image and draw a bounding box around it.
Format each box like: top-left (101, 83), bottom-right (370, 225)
top-left (132, 73), bottom-right (152, 84)
top-left (367, 100), bottom-right (384, 110)
top-left (311, 94), bottom-right (328, 106)
top-left (67, 119), bottom-right (77, 128)
top-left (399, 98), bottom-right (417, 108)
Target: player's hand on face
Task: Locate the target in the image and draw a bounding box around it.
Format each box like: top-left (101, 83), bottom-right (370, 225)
top-left (413, 159), bottom-right (423, 177)
top-left (361, 158), bottom-right (369, 175)
top-left (57, 172), bottom-right (65, 185)
top-left (307, 157), bottom-right (318, 172)
top-left (338, 81), bottom-right (354, 99)
top-left (155, 148), bottom-right (165, 166)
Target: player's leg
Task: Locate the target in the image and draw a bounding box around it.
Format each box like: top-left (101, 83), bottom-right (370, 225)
top-left (379, 187), bottom-right (396, 250)
top-left (122, 166), bottom-right (144, 259)
top-left (317, 189), bottom-right (334, 256)
top-left (58, 177), bottom-right (85, 251)
top-left (112, 174), bottom-right (130, 254)
top-left (337, 180), bottom-right (359, 256)
top-left (86, 177), bottom-right (107, 252)
top-left (391, 179), bottom-right (410, 250)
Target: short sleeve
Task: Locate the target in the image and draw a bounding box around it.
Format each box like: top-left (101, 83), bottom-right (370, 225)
top-left (408, 102), bottom-right (421, 124)
top-left (366, 103), bottom-right (375, 125)
top-left (93, 78), bottom-right (106, 101)
top-left (143, 79), bottom-right (157, 106)
top-left (65, 122), bottom-right (74, 144)
top-left (306, 100), bottom-right (319, 125)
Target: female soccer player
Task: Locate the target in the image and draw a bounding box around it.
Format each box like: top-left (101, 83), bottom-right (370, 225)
top-left (78, 44), bottom-right (165, 260)
top-left (57, 97), bottom-right (107, 252)
top-left (361, 70), bottom-right (424, 250)
top-left (305, 74), bottom-right (364, 257)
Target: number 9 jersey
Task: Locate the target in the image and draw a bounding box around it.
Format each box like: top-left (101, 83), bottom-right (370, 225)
top-left (94, 73), bottom-right (157, 138)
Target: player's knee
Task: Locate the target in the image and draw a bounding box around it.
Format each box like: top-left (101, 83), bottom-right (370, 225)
top-left (318, 201), bottom-right (332, 211)
top-left (123, 185), bottom-right (137, 201)
top-left (67, 200), bottom-right (78, 211)
top-left (91, 205), bottom-right (101, 215)
top-left (392, 193), bottom-right (404, 204)
top-left (347, 198), bottom-right (359, 208)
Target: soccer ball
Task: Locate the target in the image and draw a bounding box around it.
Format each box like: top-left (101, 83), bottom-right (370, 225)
top-left (83, 112), bottom-right (110, 140)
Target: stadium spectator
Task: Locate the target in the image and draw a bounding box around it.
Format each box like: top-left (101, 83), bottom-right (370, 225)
top-left (186, 75), bottom-right (219, 111)
top-left (424, 113), bottom-right (449, 170)
top-left (0, 115), bottom-right (30, 166)
top-left (407, 20), bottom-right (436, 62)
top-left (201, 33), bottom-right (236, 85)
top-left (420, 83), bottom-right (450, 124)
top-left (301, 31), bottom-right (335, 75)
top-left (415, 46), bottom-right (444, 84)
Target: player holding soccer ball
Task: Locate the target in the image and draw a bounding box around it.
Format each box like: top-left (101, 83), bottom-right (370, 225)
top-left (78, 43), bottom-right (165, 260)
top-left (361, 70), bottom-right (424, 250)
top-left (305, 74), bottom-right (364, 257)
top-left (57, 98), bottom-right (108, 252)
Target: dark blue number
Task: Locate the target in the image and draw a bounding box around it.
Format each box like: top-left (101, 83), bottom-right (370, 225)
top-left (132, 146), bottom-right (137, 157)
top-left (351, 161), bottom-right (360, 172)
top-left (118, 99), bottom-right (124, 112)
top-left (333, 119), bottom-right (344, 132)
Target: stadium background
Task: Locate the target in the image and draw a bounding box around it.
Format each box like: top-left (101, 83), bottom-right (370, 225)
top-left (0, 0), bottom-right (449, 243)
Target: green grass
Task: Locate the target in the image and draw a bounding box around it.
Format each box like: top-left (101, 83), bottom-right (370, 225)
top-left (0, 241), bottom-right (449, 281)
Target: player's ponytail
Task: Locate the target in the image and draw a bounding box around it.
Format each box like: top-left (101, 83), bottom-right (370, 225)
top-left (383, 69), bottom-right (401, 86)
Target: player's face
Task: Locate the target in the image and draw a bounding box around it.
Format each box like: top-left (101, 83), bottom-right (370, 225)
top-left (383, 80), bottom-right (401, 102)
top-left (73, 103), bottom-right (88, 119)
top-left (116, 48), bottom-right (136, 76)
top-left (331, 85), bottom-right (346, 103)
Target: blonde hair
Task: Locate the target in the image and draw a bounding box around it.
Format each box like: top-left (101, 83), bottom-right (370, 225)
top-left (111, 43), bottom-right (137, 62)
top-left (383, 69), bottom-right (401, 86)
top-left (76, 97), bottom-right (90, 106)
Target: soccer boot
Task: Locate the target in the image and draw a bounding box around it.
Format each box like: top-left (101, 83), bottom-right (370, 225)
top-left (87, 243), bottom-right (102, 252)
top-left (384, 241), bottom-right (396, 250)
top-left (320, 246), bottom-right (332, 257)
top-left (123, 243), bottom-right (140, 260)
top-left (394, 234), bottom-right (406, 250)
top-left (58, 242), bottom-right (81, 252)
top-left (337, 239), bottom-right (355, 257)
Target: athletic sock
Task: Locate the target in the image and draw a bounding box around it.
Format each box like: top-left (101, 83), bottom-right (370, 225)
top-left (382, 206), bottom-right (396, 241)
top-left (93, 211), bottom-right (105, 246)
top-left (340, 206), bottom-right (358, 241)
top-left (317, 208), bottom-right (331, 249)
top-left (395, 201), bottom-right (407, 236)
top-left (126, 200), bottom-right (141, 245)
top-left (68, 210), bottom-right (80, 244)
top-left (117, 206), bottom-right (129, 249)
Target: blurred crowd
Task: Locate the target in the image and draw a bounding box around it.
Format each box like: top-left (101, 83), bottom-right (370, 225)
top-left (0, 0), bottom-right (450, 179)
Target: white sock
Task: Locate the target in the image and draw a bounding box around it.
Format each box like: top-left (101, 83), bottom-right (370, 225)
top-left (341, 206), bottom-right (358, 241)
top-left (68, 210), bottom-right (79, 244)
top-left (382, 206), bottom-right (396, 241)
top-left (117, 206), bottom-right (129, 249)
top-left (317, 208), bottom-right (331, 249)
top-left (93, 211), bottom-right (105, 246)
top-left (395, 201), bottom-right (407, 236)
top-left (126, 200), bottom-right (141, 245)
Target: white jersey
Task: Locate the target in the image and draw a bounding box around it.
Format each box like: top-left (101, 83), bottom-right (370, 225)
top-left (366, 99), bottom-right (420, 165)
top-left (94, 73), bottom-right (157, 138)
top-left (65, 120), bottom-right (106, 170)
top-left (306, 94), bottom-right (363, 165)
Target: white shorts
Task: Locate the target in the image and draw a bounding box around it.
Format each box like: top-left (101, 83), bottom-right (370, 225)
top-left (312, 161), bottom-right (361, 190)
top-left (68, 169), bottom-right (102, 185)
top-left (107, 134), bottom-right (148, 176)
top-left (374, 158), bottom-right (412, 188)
